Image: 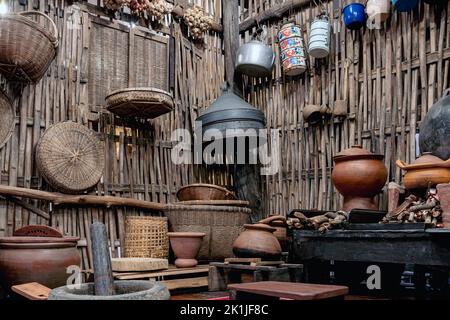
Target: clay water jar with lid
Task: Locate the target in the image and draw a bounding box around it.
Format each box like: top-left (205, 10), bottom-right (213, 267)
top-left (232, 224), bottom-right (282, 261)
top-left (167, 232), bottom-right (205, 268)
top-left (332, 145), bottom-right (388, 211)
top-left (0, 225), bottom-right (80, 292)
top-left (396, 152), bottom-right (450, 191)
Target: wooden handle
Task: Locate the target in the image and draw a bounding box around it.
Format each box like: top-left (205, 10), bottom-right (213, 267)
top-left (396, 159), bottom-right (407, 169)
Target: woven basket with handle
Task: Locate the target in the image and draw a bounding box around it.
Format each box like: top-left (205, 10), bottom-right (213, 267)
top-left (0, 11), bottom-right (58, 83)
top-left (0, 90), bottom-right (15, 150)
top-left (124, 216), bottom-right (169, 259)
top-left (35, 121), bottom-right (105, 194)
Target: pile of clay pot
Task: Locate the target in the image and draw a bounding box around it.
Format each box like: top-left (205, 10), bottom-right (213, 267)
top-left (287, 211), bottom-right (348, 233)
top-left (382, 189), bottom-right (443, 227)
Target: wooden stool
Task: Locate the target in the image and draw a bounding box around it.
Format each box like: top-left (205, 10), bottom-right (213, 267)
top-left (11, 282), bottom-right (51, 300)
top-left (228, 281), bottom-right (349, 300)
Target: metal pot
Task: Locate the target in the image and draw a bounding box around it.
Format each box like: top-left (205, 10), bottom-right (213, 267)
top-left (419, 89), bottom-right (450, 160)
top-left (236, 29), bottom-right (275, 78)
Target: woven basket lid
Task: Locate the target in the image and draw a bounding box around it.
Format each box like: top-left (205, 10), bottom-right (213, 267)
top-left (36, 121), bottom-right (105, 194)
top-left (0, 90), bottom-right (15, 149)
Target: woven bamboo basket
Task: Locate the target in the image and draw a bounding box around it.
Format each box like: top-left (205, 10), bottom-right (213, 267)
top-left (0, 11), bottom-right (58, 83)
top-left (105, 87), bottom-right (174, 119)
top-left (35, 121), bottom-right (105, 194)
top-left (165, 204), bottom-right (251, 260)
top-left (124, 216), bottom-right (169, 259)
top-left (0, 90), bottom-right (15, 150)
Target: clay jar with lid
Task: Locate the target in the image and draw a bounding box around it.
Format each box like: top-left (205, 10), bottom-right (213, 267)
top-left (396, 152), bottom-right (450, 191)
top-left (232, 223), bottom-right (282, 260)
top-left (0, 225), bottom-right (80, 293)
top-left (332, 145), bottom-right (388, 211)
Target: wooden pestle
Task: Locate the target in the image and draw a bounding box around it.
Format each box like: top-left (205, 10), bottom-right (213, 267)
top-left (90, 222), bottom-right (116, 296)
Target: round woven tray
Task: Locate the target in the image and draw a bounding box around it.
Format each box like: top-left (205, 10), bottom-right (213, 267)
top-left (0, 91), bottom-right (15, 150)
top-left (36, 121), bottom-right (105, 194)
top-left (105, 87), bottom-right (174, 119)
top-left (0, 11), bottom-right (58, 82)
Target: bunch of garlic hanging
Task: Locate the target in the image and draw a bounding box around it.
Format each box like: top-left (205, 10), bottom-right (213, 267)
top-left (104, 0), bottom-right (129, 11)
top-left (128, 0), bottom-right (151, 14)
top-left (183, 5), bottom-right (214, 39)
top-left (148, 0), bottom-right (173, 22)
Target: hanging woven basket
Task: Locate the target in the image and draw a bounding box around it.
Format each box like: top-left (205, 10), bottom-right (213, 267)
top-left (0, 11), bottom-right (58, 83)
top-left (105, 87), bottom-right (174, 119)
top-left (0, 90), bottom-right (15, 150)
top-left (36, 121), bottom-right (105, 194)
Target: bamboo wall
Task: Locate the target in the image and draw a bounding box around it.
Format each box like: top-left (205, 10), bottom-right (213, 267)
top-left (239, 0), bottom-right (450, 215)
top-left (0, 0), bottom-right (226, 271)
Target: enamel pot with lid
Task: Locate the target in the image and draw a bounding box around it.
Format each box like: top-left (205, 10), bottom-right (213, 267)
top-left (396, 152), bottom-right (450, 191)
top-left (235, 27), bottom-right (275, 78)
top-left (332, 145), bottom-right (388, 211)
top-left (0, 225), bottom-right (80, 293)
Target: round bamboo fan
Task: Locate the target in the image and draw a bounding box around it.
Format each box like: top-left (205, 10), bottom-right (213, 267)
top-left (0, 90), bottom-right (15, 150)
top-left (105, 87), bottom-right (174, 119)
top-left (36, 121), bottom-right (105, 194)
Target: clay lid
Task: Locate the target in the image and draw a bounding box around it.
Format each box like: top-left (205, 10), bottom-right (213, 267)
top-left (167, 232), bottom-right (206, 238)
top-left (243, 223), bottom-right (277, 233)
top-left (334, 145), bottom-right (384, 161)
top-left (0, 236), bottom-right (79, 244)
top-left (413, 152), bottom-right (446, 164)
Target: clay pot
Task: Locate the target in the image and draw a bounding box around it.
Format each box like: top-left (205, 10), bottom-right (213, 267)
top-left (396, 153), bottom-right (450, 191)
top-left (232, 224), bottom-right (282, 260)
top-left (167, 232), bottom-right (205, 268)
top-left (258, 215), bottom-right (288, 251)
top-left (332, 146), bottom-right (388, 211)
top-left (0, 225), bottom-right (80, 293)
top-left (177, 184), bottom-right (236, 201)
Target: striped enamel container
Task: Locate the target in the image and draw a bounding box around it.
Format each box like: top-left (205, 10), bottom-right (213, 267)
top-left (278, 22), bottom-right (307, 76)
top-left (308, 16), bottom-right (330, 59)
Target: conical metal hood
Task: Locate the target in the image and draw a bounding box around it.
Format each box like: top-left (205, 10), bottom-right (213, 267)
top-left (196, 87), bottom-right (266, 137)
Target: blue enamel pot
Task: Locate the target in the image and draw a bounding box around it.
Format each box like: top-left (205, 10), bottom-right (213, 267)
top-left (342, 3), bottom-right (367, 30)
top-left (391, 0), bottom-right (419, 12)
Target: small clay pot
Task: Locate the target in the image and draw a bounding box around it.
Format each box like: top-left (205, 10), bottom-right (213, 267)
top-left (332, 145), bottom-right (388, 211)
top-left (167, 232), bottom-right (205, 268)
top-left (232, 224), bottom-right (282, 260)
top-left (396, 153), bottom-right (450, 191)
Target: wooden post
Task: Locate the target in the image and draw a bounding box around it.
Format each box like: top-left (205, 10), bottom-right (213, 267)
top-left (223, 0), bottom-right (264, 222)
top-left (90, 222), bottom-right (116, 296)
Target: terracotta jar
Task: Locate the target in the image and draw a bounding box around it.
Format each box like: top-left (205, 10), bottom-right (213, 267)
top-left (232, 224), bottom-right (282, 260)
top-left (396, 153), bottom-right (450, 191)
top-left (258, 215), bottom-right (288, 251)
top-left (332, 145), bottom-right (388, 211)
top-left (0, 225), bottom-right (80, 293)
top-left (167, 232), bottom-right (205, 268)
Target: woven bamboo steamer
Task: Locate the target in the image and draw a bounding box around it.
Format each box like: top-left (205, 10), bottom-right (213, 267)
top-left (0, 11), bottom-right (58, 83)
top-left (0, 90), bottom-right (15, 150)
top-left (35, 121), bottom-right (105, 194)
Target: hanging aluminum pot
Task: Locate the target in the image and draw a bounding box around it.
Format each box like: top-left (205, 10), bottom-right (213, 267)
top-left (235, 27), bottom-right (275, 78)
top-left (419, 89), bottom-right (450, 160)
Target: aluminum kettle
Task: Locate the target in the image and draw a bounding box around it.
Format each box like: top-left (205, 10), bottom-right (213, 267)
top-left (235, 27), bottom-right (275, 78)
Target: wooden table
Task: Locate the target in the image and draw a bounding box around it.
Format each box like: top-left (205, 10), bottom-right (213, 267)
top-left (228, 281), bottom-right (349, 300)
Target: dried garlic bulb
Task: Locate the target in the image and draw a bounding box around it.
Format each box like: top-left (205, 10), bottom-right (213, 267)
top-left (148, 0), bottom-right (173, 21)
top-left (128, 0), bottom-right (151, 14)
top-left (104, 0), bottom-right (129, 11)
top-left (183, 5), bottom-right (214, 39)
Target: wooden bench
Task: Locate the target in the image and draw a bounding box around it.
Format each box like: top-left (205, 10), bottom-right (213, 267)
top-left (228, 281), bottom-right (349, 300)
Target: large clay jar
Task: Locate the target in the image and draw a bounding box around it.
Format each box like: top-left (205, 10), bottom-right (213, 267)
top-left (167, 232), bottom-right (205, 268)
top-left (396, 152), bottom-right (450, 191)
top-left (332, 145), bottom-right (388, 211)
top-left (0, 225), bottom-right (80, 293)
top-left (232, 224), bottom-right (282, 260)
